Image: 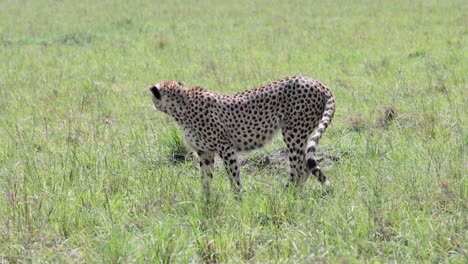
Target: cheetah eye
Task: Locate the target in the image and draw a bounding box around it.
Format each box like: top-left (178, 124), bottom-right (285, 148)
top-left (149, 86), bottom-right (161, 99)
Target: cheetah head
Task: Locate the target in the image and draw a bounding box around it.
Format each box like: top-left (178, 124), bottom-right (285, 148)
top-left (149, 80), bottom-right (186, 114)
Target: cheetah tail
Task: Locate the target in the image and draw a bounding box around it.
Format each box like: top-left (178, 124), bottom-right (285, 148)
top-left (305, 87), bottom-right (335, 181)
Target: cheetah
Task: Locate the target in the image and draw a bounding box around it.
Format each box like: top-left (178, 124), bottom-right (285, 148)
top-left (149, 76), bottom-right (335, 192)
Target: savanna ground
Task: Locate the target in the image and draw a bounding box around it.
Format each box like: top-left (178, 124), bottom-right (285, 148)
top-left (0, 0), bottom-right (467, 263)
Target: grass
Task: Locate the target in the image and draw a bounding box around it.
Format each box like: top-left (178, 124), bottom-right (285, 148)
top-left (0, 0), bottom-right (467, 262)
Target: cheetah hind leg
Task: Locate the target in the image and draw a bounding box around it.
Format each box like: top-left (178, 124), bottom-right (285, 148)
top-left (281, 131), bottom-right (309, 188)
top-left (284, 147), bottom-right (307, 188)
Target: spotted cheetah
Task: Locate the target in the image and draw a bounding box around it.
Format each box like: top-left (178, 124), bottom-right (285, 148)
top-left (149, 76), bottom-right (335, 192)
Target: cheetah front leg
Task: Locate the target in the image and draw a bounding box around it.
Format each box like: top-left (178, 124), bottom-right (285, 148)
top-left (219, 148), bottom-right (244, 194)
top-left (197, 151), bottom-right (215, 193)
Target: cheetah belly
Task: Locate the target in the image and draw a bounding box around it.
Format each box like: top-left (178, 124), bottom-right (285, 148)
top-left (226, 117), bottom-right (283, 152)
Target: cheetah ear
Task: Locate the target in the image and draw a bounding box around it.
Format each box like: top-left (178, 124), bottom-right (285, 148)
top-left (149, 86), bottom-right (161, 100)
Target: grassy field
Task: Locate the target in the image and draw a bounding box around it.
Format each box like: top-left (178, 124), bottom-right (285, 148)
top-left (0, 0), bottom-right (467, 262)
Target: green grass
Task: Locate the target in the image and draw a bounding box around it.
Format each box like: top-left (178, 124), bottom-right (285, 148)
top-left (0, 0), bottom-right (466, 262)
